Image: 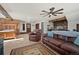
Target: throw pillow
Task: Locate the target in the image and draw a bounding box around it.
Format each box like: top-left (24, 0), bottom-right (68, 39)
top-left (47, 31), bottom-right (54, 38)
top-left (74, 36), bottom-right (79, 46)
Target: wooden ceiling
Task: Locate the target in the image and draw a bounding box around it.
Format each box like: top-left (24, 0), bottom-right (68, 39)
top-left (0, 5), bottom-right (13, 20)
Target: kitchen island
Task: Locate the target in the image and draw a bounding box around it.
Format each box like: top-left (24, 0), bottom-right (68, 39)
top-left (0, 29), bottom-right (16, 39)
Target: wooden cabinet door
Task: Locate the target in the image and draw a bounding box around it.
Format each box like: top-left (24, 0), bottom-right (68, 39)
top-left (0, 33), bottom-right (3, 38)
top-left (0, 22), bottom-right (2, 30)
top-left (3, 32), bottom-right (16, 39)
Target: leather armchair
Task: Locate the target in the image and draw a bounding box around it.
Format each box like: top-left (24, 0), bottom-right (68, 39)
top-left (29, 29), bottom-right (41, 42)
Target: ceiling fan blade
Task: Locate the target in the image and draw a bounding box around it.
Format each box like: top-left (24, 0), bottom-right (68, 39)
top-left (53, 14), bottom-right (57, 16)
top-left (53, 8), bottom-right (64, 13)
top-left (42, 13), bottom-right (50, 17)
top-left (55, 12), bottom-right (63, 14)
top-left (49, 7), bottom-right (55, 11)
top-left (40, 13), bottom-right (46, 15)
top-left (41, 10), bottom-right (49, 13)
top-left (40, 14), bottom-right (43, 15)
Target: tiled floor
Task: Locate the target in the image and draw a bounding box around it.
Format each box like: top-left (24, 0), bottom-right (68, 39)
top-left (4, 34), bottom-right (37, 55)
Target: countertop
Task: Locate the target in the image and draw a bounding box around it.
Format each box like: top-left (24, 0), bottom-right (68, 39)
top-left (0, 29), bottom-right (15, 33)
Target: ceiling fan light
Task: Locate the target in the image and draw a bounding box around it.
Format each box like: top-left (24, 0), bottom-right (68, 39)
top-left (49, 15), bottom-right (51, 17)
top-left (49, 7), bottom-right (55, 11)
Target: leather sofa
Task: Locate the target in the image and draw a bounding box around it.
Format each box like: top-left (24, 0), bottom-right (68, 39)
top-left (42, 34), bottom-right (79, 55)
top-left (29, 29), bottom-right (41, 42)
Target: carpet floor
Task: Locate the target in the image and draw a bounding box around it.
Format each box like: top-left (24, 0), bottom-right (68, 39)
top-left (10, 42), bottom-right (59, 55)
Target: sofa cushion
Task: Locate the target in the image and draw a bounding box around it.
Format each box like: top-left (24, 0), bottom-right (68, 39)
top-left (43, 37), bottom-right (53, 42)
top-left (61, 43), bottom-right (79, 54)
top-left (29, 32), bottom-right (36, 35)
top-left (74, 36), bottom-right (79, 46)
top-left (49, 39), bottom-right (65, 47)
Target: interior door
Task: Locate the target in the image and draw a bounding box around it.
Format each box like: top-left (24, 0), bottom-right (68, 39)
top-left (77, 24), bottom-right (79, 32)
top-left (26, 23), bottom-right (31, 33)
top-left (36, 23), bottom-right (39, 29)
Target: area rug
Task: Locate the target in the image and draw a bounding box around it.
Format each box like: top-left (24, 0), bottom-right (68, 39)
top-left (10, 43), bottom-right (58, 55)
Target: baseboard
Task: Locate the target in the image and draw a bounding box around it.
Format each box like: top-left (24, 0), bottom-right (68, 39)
top-left (20, 32), bottom-right (27, 34)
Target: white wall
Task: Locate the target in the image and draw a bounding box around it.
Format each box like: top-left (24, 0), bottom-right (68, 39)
top-left (31, 22), bottom-right (42, 32)
top-left (43, 21), bottom-right (48, 33)
top-left (31, 22), bottom-right (35, 32)
top-left (66, 11), bottom-right (79, 31)
top-left (39, 17), bottom-right (49, 33)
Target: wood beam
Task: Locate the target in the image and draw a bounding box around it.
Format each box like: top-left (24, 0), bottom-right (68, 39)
top-left (49, 16), bottom-right (66, 22)
top-left (0, 5), bottom-right (13, 20)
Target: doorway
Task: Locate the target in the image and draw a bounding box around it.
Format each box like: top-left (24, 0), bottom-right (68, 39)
top-left (26, 23), bottom-right (31, 33)
top-left (77, 24), bottom-right (79, 32)
top-left (36, 23), bottom-right (39, 29)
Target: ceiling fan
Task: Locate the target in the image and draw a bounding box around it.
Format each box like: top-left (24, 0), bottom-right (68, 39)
top-left (40, 7), bottom-right (64, 17)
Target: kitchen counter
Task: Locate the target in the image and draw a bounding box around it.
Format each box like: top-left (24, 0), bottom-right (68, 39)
top-left (0, 29), bottom-right (16, 39)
